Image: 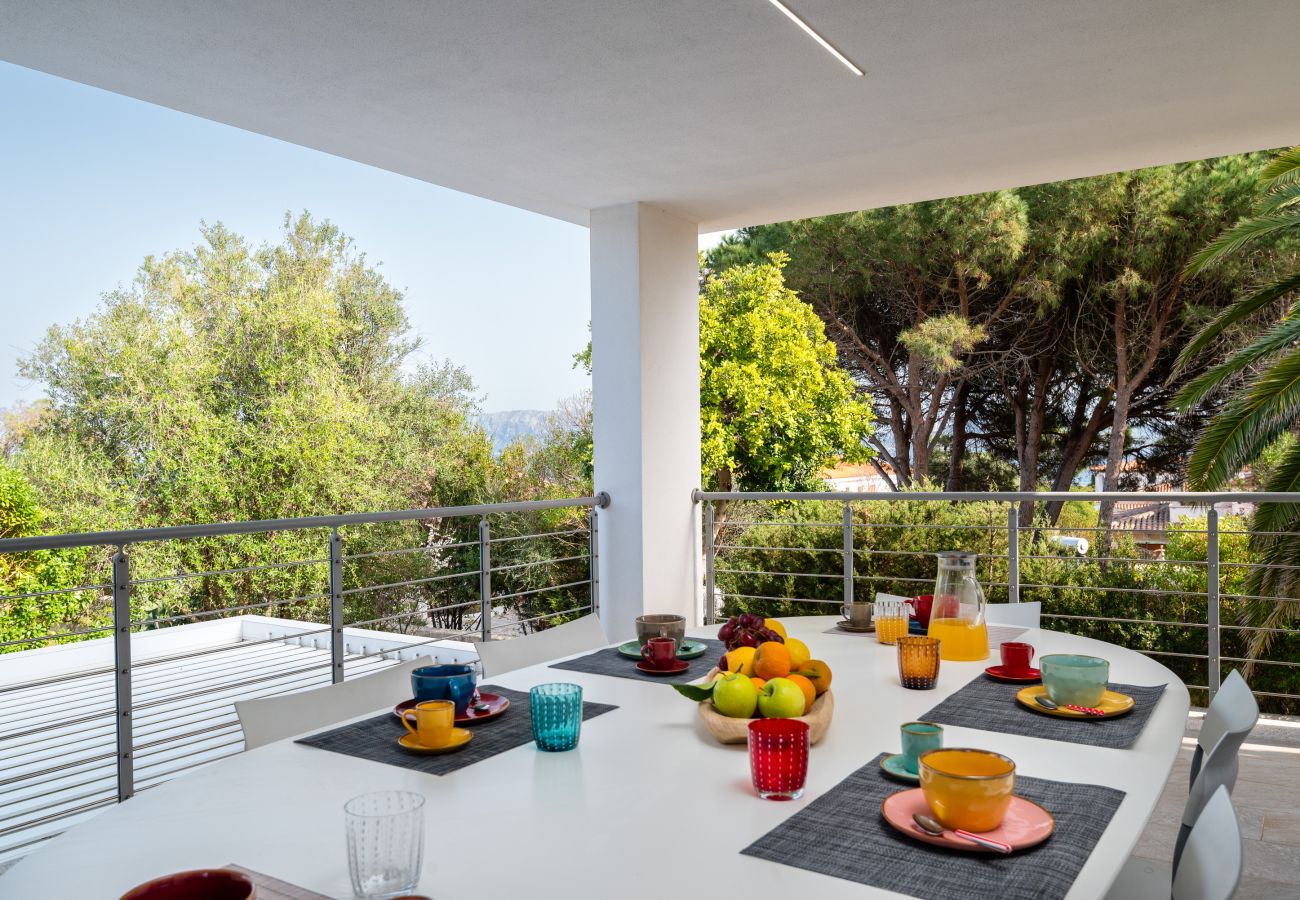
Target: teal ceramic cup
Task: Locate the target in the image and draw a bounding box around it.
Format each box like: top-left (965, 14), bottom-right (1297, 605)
top-left (1040, 654), bottom-right (1109, 707)
top-left (900, 721), bottom-right (943, 775)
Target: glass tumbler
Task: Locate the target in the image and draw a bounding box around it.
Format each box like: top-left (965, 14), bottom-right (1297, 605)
top-left (875, 599), bottom-right (911, 644)
top-left (897, 635), bottom-right (942, 689)
top-left (748, 718), bottom-right (810, 800)
top-left (344, 790), bottom-right (425, 899)
top-left (530, 682), bottom-right (583, 752)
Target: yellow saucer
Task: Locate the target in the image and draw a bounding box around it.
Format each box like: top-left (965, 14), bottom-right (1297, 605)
top-left (1015, 684), bottom-right (1135, 719)
top-left (398, 728), bottom-right (473, 755)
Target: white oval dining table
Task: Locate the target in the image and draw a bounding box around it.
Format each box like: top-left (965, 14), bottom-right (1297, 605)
top-left (0, 616), bottom-right (1189, 899)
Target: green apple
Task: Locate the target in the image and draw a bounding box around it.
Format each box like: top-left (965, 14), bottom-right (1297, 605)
top-left (712, 672), bottom-right (759, 718)
top-left (758, 677), bottom-right (806, 718)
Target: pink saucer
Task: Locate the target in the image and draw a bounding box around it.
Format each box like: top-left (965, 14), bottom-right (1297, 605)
top-left (985, 665), bottom-right (1041, 683)
top-left (881, 788), bottom-right (1055, 853)
top-left (636, 659), bottom-right (690, 676)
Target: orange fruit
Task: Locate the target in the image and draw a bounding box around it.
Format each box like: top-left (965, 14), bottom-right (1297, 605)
top-left (753, 641), bottom-right (792, 680)
top-left (750, 677), bottom-right (767, 691)
top-left (801, 659), bottom-right (833, 695)
top-left (763, 618), bottom-right (788, 639)
top-left (787, 674), bottom-right (816, 713)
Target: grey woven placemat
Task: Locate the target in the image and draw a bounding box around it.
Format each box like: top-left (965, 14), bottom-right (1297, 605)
top-left (918, 676), bottom-right (1167, 750)
top-left (294, 685), bottom-right (617, 775)
top-left (549, 638), bottom-right (725, 684)
top-left (742, 753), bottom-right (1125, 900)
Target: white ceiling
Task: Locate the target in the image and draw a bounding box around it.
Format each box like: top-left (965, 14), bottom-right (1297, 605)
top-left (1, 1), bottom-right (1297, 231)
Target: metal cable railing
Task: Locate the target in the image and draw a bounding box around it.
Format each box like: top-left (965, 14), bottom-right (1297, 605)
top-left (697, 489), bottom-right (1300, 717)
top-left (0, 493), bottom-right (608, 862)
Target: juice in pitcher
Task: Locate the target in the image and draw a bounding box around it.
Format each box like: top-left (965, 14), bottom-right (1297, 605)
top-left (926, 551), bottom-right (989, 662)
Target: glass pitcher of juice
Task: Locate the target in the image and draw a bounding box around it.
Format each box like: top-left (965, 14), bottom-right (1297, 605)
top-left (926, 551), bottom-right (989, 661)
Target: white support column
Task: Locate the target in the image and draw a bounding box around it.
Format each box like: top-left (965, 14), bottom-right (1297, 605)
top-left (590, 202), bottom-right (701, 640)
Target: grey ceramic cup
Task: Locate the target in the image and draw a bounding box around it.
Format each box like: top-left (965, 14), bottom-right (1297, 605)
top-left (842, 601), bottom-right (873, 625)
top-left (635, 614), bottom-right (686, 646)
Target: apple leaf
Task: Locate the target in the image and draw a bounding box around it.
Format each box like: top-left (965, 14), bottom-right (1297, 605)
top-left (672, 683), bottom-right (715, 702)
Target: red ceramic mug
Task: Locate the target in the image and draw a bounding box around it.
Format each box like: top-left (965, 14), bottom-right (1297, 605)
top-left (910, 595), bottom-right (935, 628)
top-left (641, 636), bottom-right (678, 669)
top-left (1000, 641), bottom-right (1036, 674)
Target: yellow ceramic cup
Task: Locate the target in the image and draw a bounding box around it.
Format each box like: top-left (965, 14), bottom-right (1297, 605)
top-left (919, 748), bottom-right (1016, 832)
top-left (402, 699), bottom-right (455, 747)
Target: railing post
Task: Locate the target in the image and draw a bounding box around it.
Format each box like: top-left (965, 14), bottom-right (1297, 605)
top-left (111, 546), bottom-right (134, 802)
top-left (479, 517), bottom-right (492, 641)
top-left (842, 502), bottom-right (854, 608)
top-left (1007, 503), bottom-right (1020, 604)
top-left (704, 501), bottom-right (716, 625)
top-left (588, 505), bottom-right (600, 619)
top-left (328, 527), bottom-right (344, 684)
top-left (1207, 508), bottom-right (1221, 704)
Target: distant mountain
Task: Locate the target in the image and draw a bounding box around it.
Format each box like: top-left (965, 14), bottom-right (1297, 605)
top-left (477, 409), bottom-right (551, 454)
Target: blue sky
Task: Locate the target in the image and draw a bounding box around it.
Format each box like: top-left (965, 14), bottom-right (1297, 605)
top-left (0, 62), bottom-right (611, 414)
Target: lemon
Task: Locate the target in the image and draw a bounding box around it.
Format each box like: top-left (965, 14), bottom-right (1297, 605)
top-left (763, 618), bottom-right (788, 639)
top-left (725, 646), bottom-right (757, 677)
top-left (784, 637), bottom-right (811, 668)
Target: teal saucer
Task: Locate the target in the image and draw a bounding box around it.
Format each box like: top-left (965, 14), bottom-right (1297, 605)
top-left (880, 753), bottom-right (920, 783)
top-left (616, 639), bottom-right (708, 660)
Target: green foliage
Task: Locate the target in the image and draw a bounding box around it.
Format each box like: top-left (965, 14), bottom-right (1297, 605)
top-left (700, 255), bottom-right (874, 491)
top-left (0, 462), bottom-right (90, 645)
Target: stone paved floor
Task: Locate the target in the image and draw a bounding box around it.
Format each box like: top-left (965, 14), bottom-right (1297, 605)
top-left (1133, 713), bottom-right (1300, 899)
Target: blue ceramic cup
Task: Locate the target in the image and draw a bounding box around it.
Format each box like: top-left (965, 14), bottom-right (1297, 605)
top-left (900, 721), bottom-right (943, 775)
top-left (1040, 654), bottom-right (1109, 707)
top-left (411, 664), bottom-right (477, 716)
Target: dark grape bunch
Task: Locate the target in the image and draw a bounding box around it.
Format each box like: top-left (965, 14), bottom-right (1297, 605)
top-left (717, 613), bottom-right (784, 655)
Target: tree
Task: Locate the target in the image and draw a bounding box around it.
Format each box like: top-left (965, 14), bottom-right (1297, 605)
top-left (12, 213), bottom-right (493, 630)
top-left (1175, 146), bottom-right (1300, 666)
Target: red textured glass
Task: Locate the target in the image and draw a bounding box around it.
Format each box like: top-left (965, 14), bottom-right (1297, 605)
top-left (747, 718), bottom-right (810, 800)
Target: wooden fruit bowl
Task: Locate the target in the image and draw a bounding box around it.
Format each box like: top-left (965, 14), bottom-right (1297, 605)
top-left (695, 669), bottom-right (835, 745)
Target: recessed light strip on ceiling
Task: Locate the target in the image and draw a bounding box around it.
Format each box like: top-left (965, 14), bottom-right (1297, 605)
top-left (767, 0), bottom-right (864, 76)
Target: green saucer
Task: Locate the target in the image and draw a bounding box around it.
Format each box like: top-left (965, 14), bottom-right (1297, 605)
top-left (880, 753), bottom-right (920, 783)
top-left (617, 639), bottom-right (708, 660)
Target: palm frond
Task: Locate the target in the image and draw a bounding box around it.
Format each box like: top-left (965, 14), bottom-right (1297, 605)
top-left (1258, 181), bottom-right (1300, 215)
top-left (1186, 213), bottom-right (1300, 275)
top-left (1186, 348), bottom-right (1300, 488)
top-left (1251, 445), bottom-right (1300, 533)
top-left (1172, 312), bottom-right (1300, 411)
top-left (1259, 146), bottom-right (1300, 184)
top-left (1174, 271), bottom-right (1300, 373)
top-left (1240, 516), bottom-right (1300, 673)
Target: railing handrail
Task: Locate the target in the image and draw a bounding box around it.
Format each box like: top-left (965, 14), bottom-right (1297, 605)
top-left (0, 493), bottom-right (612, 554)
top-left (694, 489), bottom-right (1294, 503)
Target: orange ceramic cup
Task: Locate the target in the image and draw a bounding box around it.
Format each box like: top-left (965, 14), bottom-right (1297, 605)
top-left (918, 748), bottom-right (1016, 832)
top-left (402, 699), bottom-right (454, 747)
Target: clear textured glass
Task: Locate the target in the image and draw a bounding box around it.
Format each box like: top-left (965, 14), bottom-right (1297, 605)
top-left (530, 682), bottom-right (583, 751)
top-left (927, 551), bottom-right (989, 661)
top-left (345, 790), bottom-right (425, 899)
top-left (874, 599), bottom-right (911, 644)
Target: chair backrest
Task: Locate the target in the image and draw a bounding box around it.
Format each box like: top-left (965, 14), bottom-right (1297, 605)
top-left (475, 614), bottom-right (607, 677)
top-left (1172, 786), bottom-right (1242, 900)
top-left (984, 601), bottom-right (1041, 629)
top-left (1190, 669), bottom-right (1258, 788)
top-left (235, 655), bottom-right (433, 750)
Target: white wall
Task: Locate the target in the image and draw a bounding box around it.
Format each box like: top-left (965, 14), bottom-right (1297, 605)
top-left (590, 202), bottom-right (701, 639)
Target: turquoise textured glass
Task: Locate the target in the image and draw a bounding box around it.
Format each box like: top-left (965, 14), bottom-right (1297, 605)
top-left (530, 682), bottom-right (583, 752)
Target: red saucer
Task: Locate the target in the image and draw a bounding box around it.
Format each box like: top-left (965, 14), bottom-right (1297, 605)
top-left (985, 665), bottom-right (1041, 683)
top-left (393, 691), bottom-right (510, 725)
top-left (636, 659), bottom-right (690, 676)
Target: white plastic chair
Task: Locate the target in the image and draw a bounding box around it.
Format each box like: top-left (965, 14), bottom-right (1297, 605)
top-left (474, 614), bottom-right (607, 677)
top-left (235, 655), bottom-right (432, 750)
top-left (984, 601), bottom-right (1041, 628)
top-left (1189, 669), bottom-right (1258, 792)
top-left (1172, 786), bottom-right (1243, 900)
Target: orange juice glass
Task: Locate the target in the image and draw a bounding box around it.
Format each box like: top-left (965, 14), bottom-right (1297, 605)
top-left (875, 600), bottom-right (910, 644)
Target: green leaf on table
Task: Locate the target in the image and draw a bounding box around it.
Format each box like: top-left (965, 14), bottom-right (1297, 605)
top-left (672, 683), bottom-right (716, 702)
